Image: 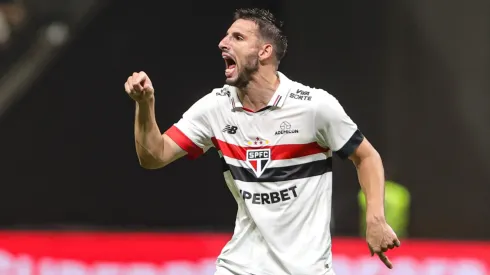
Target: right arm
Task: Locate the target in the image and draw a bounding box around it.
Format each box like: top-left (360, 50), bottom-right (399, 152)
top-left (125, 71), bottom-right (214, 169)
top-left (134, 98), bottom-right (186, 169)
top-left (125, 71), bottom-right (186, 169)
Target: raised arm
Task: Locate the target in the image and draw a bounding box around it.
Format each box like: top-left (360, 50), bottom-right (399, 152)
top-left (125, 71), bottom-right (186, 169)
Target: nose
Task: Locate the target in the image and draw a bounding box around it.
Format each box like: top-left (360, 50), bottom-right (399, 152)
top-left (218, 36), bottom-right (229, 52)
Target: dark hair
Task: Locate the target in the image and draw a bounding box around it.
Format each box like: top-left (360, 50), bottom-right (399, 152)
top-left (233, 8), bottom-right (288, 64)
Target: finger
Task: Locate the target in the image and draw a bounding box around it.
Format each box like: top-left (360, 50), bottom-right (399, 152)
top-left (135, 71), bottom-right (147, 84)
top-left (128, 79), bottom-right (141, 93)
top-left (377, 252), bottom-right (393, 269)
top-left (387, 243), bottom-right (395, 249)
top-left (144, 83), bottom-right (154, 93)
top-left (368, 245), bottom-right (375, 257)
top-left (381, 246), bottom-right (388, 252)
top-left (140, 74), bottom-right (153, 92)
top-left (124, 82), bottom-right (130, 93)
top-left (370, 245), bottom-right (382, 254)
top-left (131, 73), bottom-right (145, 92)
top-left (127, 76), bottom-right (134, 90)
top-left (129, 73), bottom-right (138, 87)
top-left (394, 238), bottom-right (401, 247)
top-left (132, 79), bottom-right (143, 92)
top-left (132, 71), bottom-right (139, 80)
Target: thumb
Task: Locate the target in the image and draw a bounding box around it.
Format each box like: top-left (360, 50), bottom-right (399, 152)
top-left (368, 244), bottom-right (375, 257)
top-left (143, 83), bottom-right (154, 93)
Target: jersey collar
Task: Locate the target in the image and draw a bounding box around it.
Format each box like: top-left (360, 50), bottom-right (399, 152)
top-left (226, 71), bottom-right (293, 111)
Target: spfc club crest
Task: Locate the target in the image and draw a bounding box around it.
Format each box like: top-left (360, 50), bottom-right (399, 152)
top-left (246, 148), bottom-right (271, 178)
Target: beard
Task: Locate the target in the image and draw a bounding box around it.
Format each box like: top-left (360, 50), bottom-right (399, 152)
top-left (226, 55), bottom-right (259, 88)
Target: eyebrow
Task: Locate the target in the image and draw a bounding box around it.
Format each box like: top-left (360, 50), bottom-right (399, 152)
top-left (227, 31), bottom-right (246, 37)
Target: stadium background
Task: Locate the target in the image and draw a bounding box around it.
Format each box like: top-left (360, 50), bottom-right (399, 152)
top-left (0, 0), bottom-right (489, 274)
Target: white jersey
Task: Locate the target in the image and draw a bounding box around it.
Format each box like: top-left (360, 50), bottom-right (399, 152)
top-left (165, 72), bottom-right (363, 275)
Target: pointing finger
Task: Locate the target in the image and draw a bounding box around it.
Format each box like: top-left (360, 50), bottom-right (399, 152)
top-left (377, 252), bottom-right (393, 269)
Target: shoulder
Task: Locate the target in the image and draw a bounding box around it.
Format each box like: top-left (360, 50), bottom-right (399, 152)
top-left (286, 81), bottom-right (350, 127)
top-left (206, 85), bottom-right (235, 106)
top-left (186, 85), bottom-right (230, 113)
top-left (288, 81), bottom-right (341, 111)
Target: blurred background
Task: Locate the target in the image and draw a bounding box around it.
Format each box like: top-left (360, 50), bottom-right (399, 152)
top-left (0, 0), bottom-right (488, 274)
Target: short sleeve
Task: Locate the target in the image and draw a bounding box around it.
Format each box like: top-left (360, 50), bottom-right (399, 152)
top-left (165, 93), bottom-right (215, 160)
top-left (315, 92), bottom-right (364, 159)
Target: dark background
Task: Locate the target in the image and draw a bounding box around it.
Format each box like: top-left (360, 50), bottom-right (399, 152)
top-left (0, 0), bottom-right (488, 239)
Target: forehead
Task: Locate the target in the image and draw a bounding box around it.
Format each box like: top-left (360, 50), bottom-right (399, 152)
top-left (227, 19), bottom-right (259, 35)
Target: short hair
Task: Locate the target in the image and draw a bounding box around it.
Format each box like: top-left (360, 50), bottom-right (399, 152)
top-left (233, 8), bottom-right (288, 64)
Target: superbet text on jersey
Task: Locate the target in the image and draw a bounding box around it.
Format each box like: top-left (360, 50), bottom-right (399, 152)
top-left (165, 72), bottom-right (364, 275)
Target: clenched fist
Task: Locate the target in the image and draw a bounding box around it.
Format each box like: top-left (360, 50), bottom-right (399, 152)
top-left (124, 71), bottom-right (155, 102)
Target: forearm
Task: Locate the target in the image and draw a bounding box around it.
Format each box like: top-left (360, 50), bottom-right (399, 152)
top-left (355, 151), bottom-right (386, 223)
top-left (134, 98), bottom-right (165, 166)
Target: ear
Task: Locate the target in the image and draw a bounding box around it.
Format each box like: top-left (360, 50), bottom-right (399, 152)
top-left (258, 43), bottom-right (274, 61)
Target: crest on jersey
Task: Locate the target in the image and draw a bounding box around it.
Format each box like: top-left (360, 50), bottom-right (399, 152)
top-left (246, 148), bottom-right (271, 178)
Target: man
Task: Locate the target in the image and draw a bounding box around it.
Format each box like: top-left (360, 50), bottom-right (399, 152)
top-left (124, 8), bottom-right (400, 275)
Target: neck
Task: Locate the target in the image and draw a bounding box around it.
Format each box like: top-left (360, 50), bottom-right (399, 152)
top-left (239, 69), bottom-right (280, 112)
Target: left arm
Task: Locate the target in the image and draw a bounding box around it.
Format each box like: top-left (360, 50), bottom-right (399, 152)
top-left (349, 139), bottom-right (399, 268)
top-left (314, 91), bottom-right (400, 268)
top-left (349, 138), bottom-right (386, 225)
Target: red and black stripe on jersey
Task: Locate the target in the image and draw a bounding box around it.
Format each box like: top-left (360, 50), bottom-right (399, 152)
top-left (211, 138), bottom-right (332, 182)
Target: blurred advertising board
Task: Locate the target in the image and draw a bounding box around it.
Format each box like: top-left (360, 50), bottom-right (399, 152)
top-left (0, 231), bottom-right (488, 275)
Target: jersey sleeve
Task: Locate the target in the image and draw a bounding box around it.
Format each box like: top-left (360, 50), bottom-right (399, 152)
top-left (165, 93), bottom-right (215, 160)
top-left (315, 92), bottom-right (364, 159)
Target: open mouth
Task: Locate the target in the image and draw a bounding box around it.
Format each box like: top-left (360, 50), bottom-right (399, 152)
top-left (222, 54), bottom-right (236, 77)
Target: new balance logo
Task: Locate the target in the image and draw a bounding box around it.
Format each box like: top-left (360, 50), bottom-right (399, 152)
top-left (222, 125), bottom-right (238, 134)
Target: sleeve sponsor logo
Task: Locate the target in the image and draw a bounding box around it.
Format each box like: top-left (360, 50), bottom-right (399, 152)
top-left (289, 89), bottom-right (312, 101)
top-left (216, 89), bottom-right (230, 97)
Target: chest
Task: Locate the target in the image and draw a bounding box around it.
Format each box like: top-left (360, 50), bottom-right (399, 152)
top-left (214, 107), bottom-right (315, 147)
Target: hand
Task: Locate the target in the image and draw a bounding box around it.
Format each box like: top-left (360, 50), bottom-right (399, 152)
top-left (366, 218), bottom-right (401, 269)
top-left (124, 71), bottom-right (155, 103)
